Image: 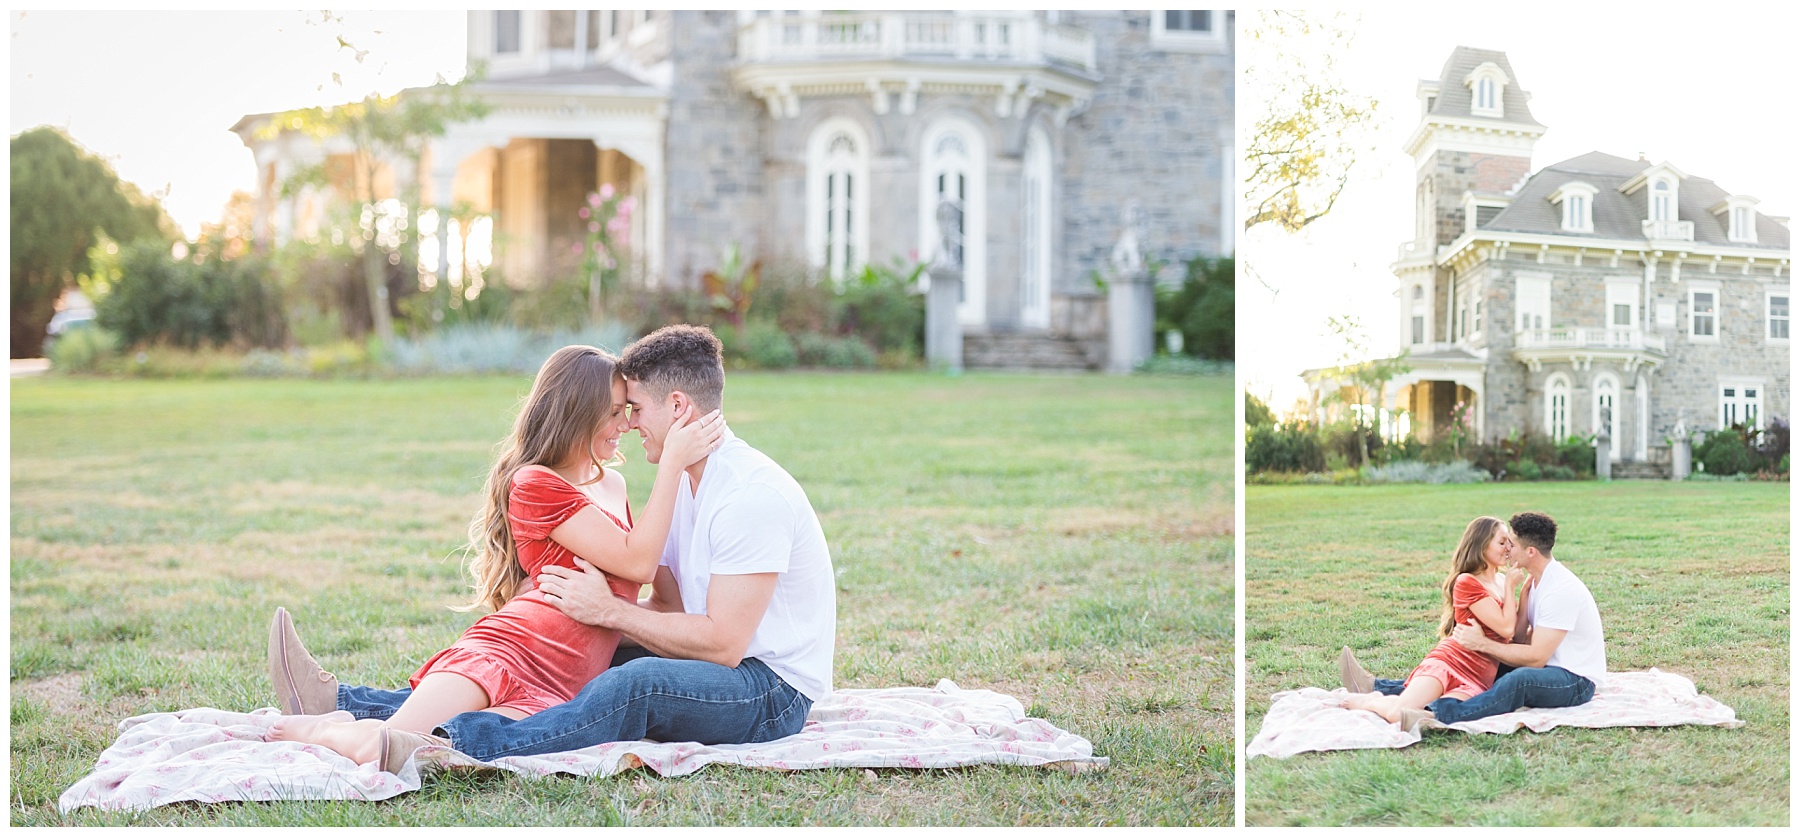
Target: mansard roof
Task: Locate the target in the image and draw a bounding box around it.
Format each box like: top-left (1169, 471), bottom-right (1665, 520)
top-left (478, 65), bottom-right (654, 90)
top-left (1481, 151), bottom-right (1790, 250)
top-left (1427, 47), bottom-right (1542, 127)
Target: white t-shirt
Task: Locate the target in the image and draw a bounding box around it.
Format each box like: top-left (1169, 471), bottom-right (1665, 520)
top-left (660, 430), bottom-right (836, 700)
top-left (1527, 559), bottom-right (1607, 687)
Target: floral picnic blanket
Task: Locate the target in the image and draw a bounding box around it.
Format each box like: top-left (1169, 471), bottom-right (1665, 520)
top-left (58, 680), bottom-right (1106, 812)
top-left (1247, 668), bottom-right (1743, 760)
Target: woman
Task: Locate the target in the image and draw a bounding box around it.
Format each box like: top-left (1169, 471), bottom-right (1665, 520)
top-left (269, 345), bottom-right (723, 765)
top-left (1342, 516), bottom-right (1526, 726)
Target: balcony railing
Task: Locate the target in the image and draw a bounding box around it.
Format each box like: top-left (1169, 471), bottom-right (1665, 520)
top-left (1515, 327), bottom-right (1666, 353)
top-left (1642, 219), bottom-right (1694, 241)
top-left (738, 13), bottom-right (1097, 73)
top-left (1396, 240), bottom-right (1432, 262)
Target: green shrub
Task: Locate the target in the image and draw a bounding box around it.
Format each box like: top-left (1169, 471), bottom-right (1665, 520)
top-left (93, 240), bottom-right (286, 350)
top-left (1555, 435), bottom-right (1597, 475)
top-left (1506, 459), bottom-right (1541, 481)
top-left (1155, 256), bottom-right (1233, 360)
top-left (1696, 427), bottom-right (1760, 476)
top-left (1541, 464), bottom-right (1577, 481)
top-left (839, 260), bottom-right (926, 355)
top-left (793, 332), bottom-right (876, 369)
top-left (1245, 391), bottom-right (1275, 428)
top-left (47, 326), bottom-right (120, 373)
top-left (1362, 460), bottom-right (1491, 484)
top-left (1246, 421), bottom-right (1326, 474)
top-left (721, 320), bottom-right (797, 370)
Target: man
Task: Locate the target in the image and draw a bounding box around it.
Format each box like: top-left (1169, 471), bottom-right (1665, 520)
top-left (269, 325), bottom-right (836, 770)
top-left (1341, 511), bottom-right (1604, 725)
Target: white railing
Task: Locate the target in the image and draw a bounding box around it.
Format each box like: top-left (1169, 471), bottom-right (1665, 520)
top-left (738, 13), bottom-right (1097, 72)
top-left (1515, 327), bottom-right (1666, 353)
top-left (1642, 219), bottom-right (1694, 241)
top-left (1396, 240), bottom-right (1432, 262)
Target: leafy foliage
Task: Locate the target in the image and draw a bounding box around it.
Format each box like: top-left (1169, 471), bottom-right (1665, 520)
top-left (1246, 420), bottom-right (1327, 474)
top-left (1241, 11), bottom-right (1378, 233)
top-left (10, 127), bottom-right (172, 357)
top-left (1156, 257), bottom-right (1234, 360)
top-left (1245, 391), bottom-right (1276, 428)
top-left (91, 239), bottom-right (286, 350)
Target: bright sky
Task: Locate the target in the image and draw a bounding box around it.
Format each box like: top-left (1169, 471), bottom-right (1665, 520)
top-left (10, 10), bottom-right (468, 238)
top-left (1240, 7), bottom-right (1798, 417)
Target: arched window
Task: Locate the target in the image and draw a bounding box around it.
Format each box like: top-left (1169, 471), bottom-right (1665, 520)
top-left (1652, 180), bottom-right (1673, 222)
top-left (1477, 77), bottom-right (1495, 111)
top-left (1545, 374), bottom-right (1571, 440)
top-left (919, 118), bottom-right (988, 326)
top-left (1593, 373), bottom-right (1619, 460)
top-left (806, 118), bottom-right (871, 283)
top-left (1020, 126), bottom-right (1053, 329)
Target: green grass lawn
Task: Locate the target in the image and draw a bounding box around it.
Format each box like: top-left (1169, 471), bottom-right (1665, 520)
top-left (10, 370), bottom-right (1231, 826)
top-left (1244, 482), bottom-right (1789, 826)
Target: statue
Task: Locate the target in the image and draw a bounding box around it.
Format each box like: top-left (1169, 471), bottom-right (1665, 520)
top-left (933, 198), bottom-right (964, 271)
top-left (1109, 202), bottom-right (1145, 275)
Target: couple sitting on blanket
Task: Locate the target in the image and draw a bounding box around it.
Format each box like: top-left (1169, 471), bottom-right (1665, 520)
top-left (266, 324), bottom-right (835, 773)
top-left (1338, 512), bottom-right (1606, 730)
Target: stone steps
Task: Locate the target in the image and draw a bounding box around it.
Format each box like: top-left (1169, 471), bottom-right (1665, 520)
top-left (1609, 460), bottom-right (1671, 480)
top-left (963, 332), bottom-right (1102, 371)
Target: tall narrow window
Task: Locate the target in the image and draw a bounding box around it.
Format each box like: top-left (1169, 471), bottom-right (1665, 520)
top-left (806, 119), bottom-right (870, 284)
top-left (1690, 289), bottom-right (1716, 338)
top-left (1477, 77), bottom-right (1495, 111)
top-left (919, 119), bottom-right (988, 326)
top-left (1593, 375), bottom-right (1618, 459)
top-left (1411, 315), bottom-right (1424, 345)
top-left (1769, 293), bottom-right (1790, 341)
top-left (1652, 180), bottom-right (1673, 222)
top-left (1020, 127), bottom-right (1053, 329)
top-left (495, 10), bottom-right (522, 54)
top-left (1546, 375), bottom-right (1570, 440)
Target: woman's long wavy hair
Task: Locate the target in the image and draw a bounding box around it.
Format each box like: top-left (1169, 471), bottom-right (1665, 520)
top-left (459, 345), bottom-right (621, 613)
top-left (1436, 516), bottom-right (1508, 637)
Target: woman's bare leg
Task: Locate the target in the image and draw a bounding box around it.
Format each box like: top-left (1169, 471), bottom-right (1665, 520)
top-left (271, 672), bottom-right (497, 764)
top-left (1344, 675), bottom-right (1447, 724)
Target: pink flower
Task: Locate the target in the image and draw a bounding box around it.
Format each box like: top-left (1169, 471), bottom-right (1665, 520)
top-left (588, 192), bottom-right (603, 208)
top-left (588, 221), bottom-right (601, 233)
top-left (572, 243), bottom-right (584, 254)
top-left (599, 183), bottom-right (616, 200)
top-left (617, 196), bottom-right (635, 215)
top-left (607, 217), bottom-right (629, 237)
top-left (578, 206), bottom-right (590, 219)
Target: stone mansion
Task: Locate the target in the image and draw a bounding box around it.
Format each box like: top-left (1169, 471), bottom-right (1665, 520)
top-left (233, 11), bottom-right (1235, 369)
top-left (1311, 47), bottom-right (1790, 474)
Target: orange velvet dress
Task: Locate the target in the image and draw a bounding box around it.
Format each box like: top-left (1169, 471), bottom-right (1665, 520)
top-left (409, 468), bottom-right (641, 715)
top-left (1404, 573), bottom-right (1507, 697)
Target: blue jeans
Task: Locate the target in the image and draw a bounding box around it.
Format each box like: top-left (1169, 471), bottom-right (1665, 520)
top-left (335, 646), bottom-right (814, 760)
top-left (1372, 665), bottom-right (1595, 724)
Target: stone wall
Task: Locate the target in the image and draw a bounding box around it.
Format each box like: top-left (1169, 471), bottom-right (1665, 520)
top-left (1060, 10), bottom-right (1234, 298)
top-left (662, 11), bottom-right (767, 288)
top-left (1425, 150), bottom-right (1530, 247)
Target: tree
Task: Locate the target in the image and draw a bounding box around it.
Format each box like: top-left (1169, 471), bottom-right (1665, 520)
top-left (1315, 315), bottom-right (1410, 468)
top-left (9, 127), bottom-right (172, 357)
top-left (1242, 11), bottom-right (1378, 233)
top-left (266, 25), bottom-right (486, 342)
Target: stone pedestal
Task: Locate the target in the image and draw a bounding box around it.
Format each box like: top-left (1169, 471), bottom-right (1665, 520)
top-left (1596, 432), bottom-right (1611, 481)
top-left (1670, 418), bottom-right (1692, 480)
top-left (1107, 270), bottom-right (1155, 375)
top-left (926, 269), bottom-right (964, 373)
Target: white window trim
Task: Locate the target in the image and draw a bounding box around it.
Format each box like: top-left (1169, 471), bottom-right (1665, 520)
top-left (1150, 10), bottom-right (1228, 54)
top-left (1020, 125), bottom-right (1054, 329)
top-left (1515, 272), bottom-right (1551, 334)
top-left (1713, 195), bottom-right (1762, 244)
top-left (1767, 287), bottom-right (1791, 345)
top-left (1605, 280), bottom-right (1639, 330)
top-left (1463, 61), bottom-right (1510, 118)
top-left (918, 117), bottom-right (988, 327)
top-left (804, 117), bottom-right (872, 285)
top-left (1545, 372), bottom-right (1571, 440)
top-left (1549, 182), bottom-right (1598, 233)
top-left (1650, 178), bottom-right (1677, 223)
top-left (1688, 281), bottom-right (1721, 343)
top-left (1591, 371), bottom-right (1620, 460)
top-left (1718, 378), bottom-right (1766, 431)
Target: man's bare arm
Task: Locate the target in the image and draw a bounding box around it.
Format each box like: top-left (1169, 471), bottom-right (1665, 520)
top-left (540, 557), bottom-right (774, 667)
top-left (1452, 621), bottom-right (1565, 668)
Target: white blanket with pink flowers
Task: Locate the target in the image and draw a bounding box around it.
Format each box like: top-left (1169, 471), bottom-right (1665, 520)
top-left (58, 680), bottom-right (1106, 812)
top-left (1247, 669), bottom-right (1742, 760)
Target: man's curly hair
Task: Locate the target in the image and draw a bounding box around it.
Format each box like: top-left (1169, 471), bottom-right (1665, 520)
top-left (618, 324), bottom-right (725, 412)
top-left (1509, 511), bottom-right (1557, 556)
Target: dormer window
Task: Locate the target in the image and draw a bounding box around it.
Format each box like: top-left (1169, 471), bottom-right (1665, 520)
top-left (1463, 62), bottom-right (1510, 118)
top-left (1712, 195), bottom-right (1761, 244)
top-left (495, 10), bottom-right (522, 54)
top-left (1651, 179), bottom-right (1674, 222)
top-left (1548, 182), bottom-right (1598, 233)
